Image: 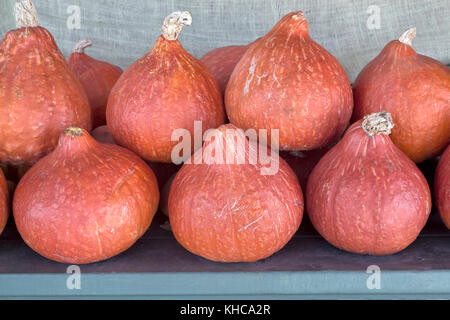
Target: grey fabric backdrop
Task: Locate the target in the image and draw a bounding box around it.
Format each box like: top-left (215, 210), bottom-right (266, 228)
top-left (0, 0), bottom-right (449, 82)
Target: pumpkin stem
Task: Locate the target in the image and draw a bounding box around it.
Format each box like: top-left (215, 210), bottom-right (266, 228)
top-left (14, 0), bottom-right (39, 28)
top-left (161, 11), bottom-right (192, 41)
top-left (398, 28), bottom-right (416, 46)
top-left (64, 127), bottom-right (84, 137)
top-left (362, 111), bottom-right (394, 137)
top-left (73, 39), bottom-right (93, 53)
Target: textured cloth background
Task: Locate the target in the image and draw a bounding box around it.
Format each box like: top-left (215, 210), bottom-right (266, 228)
top-left (0, 0), bottom-right (449, 82)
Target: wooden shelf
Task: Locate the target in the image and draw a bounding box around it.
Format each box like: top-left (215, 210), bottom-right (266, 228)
top-left (0, 211), bottom-right (448, 299)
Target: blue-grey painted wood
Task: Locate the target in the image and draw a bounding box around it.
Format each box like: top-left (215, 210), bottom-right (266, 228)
top-left (0, 270), bottom-right (449, 299)
top-left (0, 213), bottom-right (448, 299)
top-left (4, 294), bottom-right (450, 300)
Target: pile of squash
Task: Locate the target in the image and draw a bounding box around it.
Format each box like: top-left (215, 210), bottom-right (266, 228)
top-left (0, 1), bottom-right (448, 264)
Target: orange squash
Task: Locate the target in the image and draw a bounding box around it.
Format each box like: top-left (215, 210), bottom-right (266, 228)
top-left (13, 127), bottom-right (159, 264)
top-left (307, 111), bottom-right (431, 255)
top-left (226, 11), bottom-right (353, 151)
top-left (169, 124), bottom-right (303, 262)
top-left (435, 145), bottom-right (450, 229)
top-left (107, 11), bottom-right (225, 163)
top-left (0, 169), bottom-right (8, 236)
top-left (353, 28), bottom-right (450, 163)
top-left (68, 39), bottom-right (123, 128)
top-left (0, 0), bottom-right (91, 165)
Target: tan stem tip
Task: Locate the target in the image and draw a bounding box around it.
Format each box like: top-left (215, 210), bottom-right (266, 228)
top-left (73, 39), bottom-right (93, 53)
top-left (362, 111), bottom-right (394, 137)
top-left (14, 0), bottom-right (39, 28)
top-left (399, 28), bottom-right (416, 46)
top-left (161, 11), bottom-right (192, 41)
top-left (291, 11), bottom-right (306, 21)
top-left (64, 127), bottom-right (84, 137)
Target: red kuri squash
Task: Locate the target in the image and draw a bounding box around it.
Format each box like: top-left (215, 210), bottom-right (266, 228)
top-left (201, 43), bottom-right (252, 94)
top-left (68, 39), bottom-right (123, 128)
top-left (0, 0), bottom-right (91, 165)
top-left (13, 127), bottom-right (159, 264)
top-left (435, 145), bottom-right (450, 229)
top-left (0, 169), bottom-right (8, 236)
top-left (353, 28), bottom-right (450, 163)
top-left (90, 125), bottom-right (180, 188)
top-left (225, 11), bottom-right (353, 151)
top-left (107, 11), bottom-right (225, 163)
top-left (307, 111), bottom-right (431, 255)
top-left (169, 123), bottom-right (304, 262)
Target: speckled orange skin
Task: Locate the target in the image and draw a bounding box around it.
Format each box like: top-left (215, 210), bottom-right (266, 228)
top-left (0, 169), bottom-right (9, 236)
top-left (68, 52), bottom-right (122, 128)
top-left (225, 12), bottom-right (353, 151)
top-left (352, 41), bottom-right (450, 163)
top-left (169, 124), bottom-right (304, 262)
top-left (201, 45), bottom-right (249, 94)
top-left (0, 27), bottom-right (92, 165)
top-left (13, 129), bottom-right (159, 264)
top-left (306, 120), bottom-right (431, 255)
top-left (435, 145), bottom-right (450, 229)
top-left (106, 35), bottom-right (225, 163)
top-left (90, 125), bottom-right (180, 188)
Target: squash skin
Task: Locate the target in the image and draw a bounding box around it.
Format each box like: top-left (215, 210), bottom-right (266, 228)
top-left (225, 11), bottom-right (353, 151)
top-left (169, 124), bottom-right (304, 262)
top-left (90, 125), bottom-right (180, 188)
top-left (106, 36), bottom-right (225, 163)
top-left (0, 27), bottom-right (92, 165)
top-left (353, 40), bottom-right (450, 163)
top-left (13, 129), bottom-right (159, 264)
top-left (435, 145), bottom-right (450, 229)
top-left (0, 169), bottom-right (8, 236)
top-left (201, 44), bottom-right (250, 94)
top-left (68, 51), bottom-right (122, 128)
top-left (306, 118), bottom-right (431, 255)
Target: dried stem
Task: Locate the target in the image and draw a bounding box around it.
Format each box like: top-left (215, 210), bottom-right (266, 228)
top-left (399, 28), bottom-right (416, 46)
top-left (161, 11), bottom-right (192, 41)
top-left (64, 127), bottom-right (84, 137)
top-left (73, 39), bottom-right (93, 53)
top-left (362, 111), bottom-right (394, 137)
top-left (72, 39), bottom-right (92, 53)
top-left (14, 0), bottom-right (39, 28)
